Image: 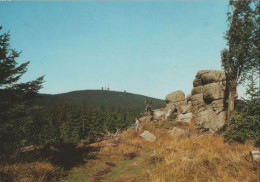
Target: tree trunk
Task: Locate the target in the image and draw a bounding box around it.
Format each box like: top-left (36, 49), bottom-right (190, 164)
top-left (226, 80), bottom-right (237, 126)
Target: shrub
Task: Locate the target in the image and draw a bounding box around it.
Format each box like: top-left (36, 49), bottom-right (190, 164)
top-left (224, 112), bottom-right (260, 144)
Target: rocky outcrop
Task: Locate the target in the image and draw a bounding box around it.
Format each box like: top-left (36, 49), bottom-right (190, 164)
top-left (165, 90), bottom-right (185, 104)
top-left (191, 70), bottom-right (226, 132)
top-left (144, 70), bottom-right (228, 134)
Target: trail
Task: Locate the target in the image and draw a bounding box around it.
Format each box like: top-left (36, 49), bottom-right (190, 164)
top-left (91, 162), bottom-right (117, 182)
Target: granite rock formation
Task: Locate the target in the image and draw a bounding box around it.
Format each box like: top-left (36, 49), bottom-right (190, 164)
top-left (142, 70), bottom-right (228, 133)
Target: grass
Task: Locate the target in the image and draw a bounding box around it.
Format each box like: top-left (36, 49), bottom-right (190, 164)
top-left (142, 135), bottom-right (258, 182)
top-left (68, 120), bottom-right (258, 182)
top-left (66, 163), bottom-right (105, 182)
top-left (0, 162), bottom-right (61, 182)
top-left (4, 120), bottom-right (258, 182)
top-left (105, 156), bottom-right (153, 181)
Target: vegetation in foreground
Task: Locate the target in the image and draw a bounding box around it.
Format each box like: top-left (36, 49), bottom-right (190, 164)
top-left (64, 121), bottom-right (259, 182)
top-left (1, 119), bottom-right (259, 182)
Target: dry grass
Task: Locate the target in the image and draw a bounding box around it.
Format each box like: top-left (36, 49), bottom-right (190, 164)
top-left (88, 120), bottom-right (259, 182)
top-left (0, 162), bottom-right (61, 182)
top-left (142, 136), bottom-right (258, 182)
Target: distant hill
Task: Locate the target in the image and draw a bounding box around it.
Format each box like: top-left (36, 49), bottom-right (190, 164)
top-left (33, 90), bottom-right (166, 110)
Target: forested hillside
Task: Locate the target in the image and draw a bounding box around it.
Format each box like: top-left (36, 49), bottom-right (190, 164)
top-left (33, 90), bottom-right (166, 110)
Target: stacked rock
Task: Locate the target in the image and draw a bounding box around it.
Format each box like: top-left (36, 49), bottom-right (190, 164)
top-left (149, 90), bottom-right (193, 123)
top-left (191, 70), bottom-right (227, 132)
top-left (140, 70), bottom-right (229, 134)
top-left (164, 90), bottom-right (193, 123)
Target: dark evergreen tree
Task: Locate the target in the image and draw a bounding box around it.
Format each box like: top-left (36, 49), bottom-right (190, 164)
top-left (0, 26), bottom-right (44, 156)
top-left (224, 71), bottom-right (260, 144)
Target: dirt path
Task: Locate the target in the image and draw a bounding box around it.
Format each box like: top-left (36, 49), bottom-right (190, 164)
top-left (91, 162), bottom-right (117, 182)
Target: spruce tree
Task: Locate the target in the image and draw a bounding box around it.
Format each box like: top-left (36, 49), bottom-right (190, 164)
top-left (0, 26), bottom-right (44, 156)
top-left (224, 71), bottom-right (260, 144)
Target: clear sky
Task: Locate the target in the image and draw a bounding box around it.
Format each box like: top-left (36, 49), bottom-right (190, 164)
top-left (1, 1), bottom-right (244, 99)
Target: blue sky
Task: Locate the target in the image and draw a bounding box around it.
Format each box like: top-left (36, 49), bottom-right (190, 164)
top-left (1, 1), bottom-right (241, 99)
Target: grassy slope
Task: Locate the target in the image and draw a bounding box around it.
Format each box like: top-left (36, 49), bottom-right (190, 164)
top-left (33, 90), bottom-right (165, 110)
top-left (65, 120), bottom-right (259, 182)
top-left (2, 120), bottom-right (258, 181)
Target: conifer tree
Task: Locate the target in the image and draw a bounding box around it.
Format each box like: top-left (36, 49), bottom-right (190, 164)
top-left (224, 71), bottom-right (260, 144)
top-left (0, 26), bottom-right (44, 155)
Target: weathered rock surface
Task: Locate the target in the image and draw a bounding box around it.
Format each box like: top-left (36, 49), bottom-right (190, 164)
top-left (153, 109), bottom-right (166, 120)
top-left (140, 131), bottom-right (156, 142)
top-left (181, 101), bottom-right (192, 114)
top-left (203, 82), bottom-right (225, 101)
top-left (191, 86), bottom-right (204, 95)
top-left (200, 70), bottom-right (226, 84)
top-left (148, 70), bottom-right (227, 133)
top-left (165, 90), bottom-right (185, 104)
top-left (169, 127), bottom-right (185, 137)
top-left (250, 151), bottom-right (260, 162)
top-left (196, 109), bottom-right (226, 132)
top-left (178, 113), bottom-right (193, 123)
top-left (191, 70), bottom-right (227, 132)
top-left (191, 94), bottom-right (205, 109)
top-left (164, 104), bottom-right (176, 120)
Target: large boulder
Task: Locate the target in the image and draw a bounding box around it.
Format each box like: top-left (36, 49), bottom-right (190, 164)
top-left (193, 70), bottom-right (225, 87)
top-left (165, 90), bottom-right (185, 104)
top-left (203, 82), bottom-right (225, 102)
top-left (140, 131), bottom-right (156, 142)
top-left (191, 94), bottom-right (205, 108)
top-left (193, 70), bottom-right (209, 87)
top-left (201, 70), bottom-right (225, 85)
top-left (196, 109), bottom-right (226, 132)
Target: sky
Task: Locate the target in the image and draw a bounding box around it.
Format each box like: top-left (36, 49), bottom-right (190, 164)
top-left (1, 1), bottom-right (244, 100)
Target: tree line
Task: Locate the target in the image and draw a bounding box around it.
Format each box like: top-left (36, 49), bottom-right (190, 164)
top-left (0, 26), bottom-right (140, 158)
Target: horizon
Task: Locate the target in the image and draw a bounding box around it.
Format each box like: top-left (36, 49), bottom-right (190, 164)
top-left (0, 1), bottom-right (246, 99)
top-left (39, 89), bottom-right (165, 100)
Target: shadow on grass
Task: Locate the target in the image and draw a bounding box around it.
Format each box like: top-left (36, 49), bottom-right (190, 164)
top-left (0, 143), bottom-right (101, 182)
top-left (14, 143), bottom-right (100, 170)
